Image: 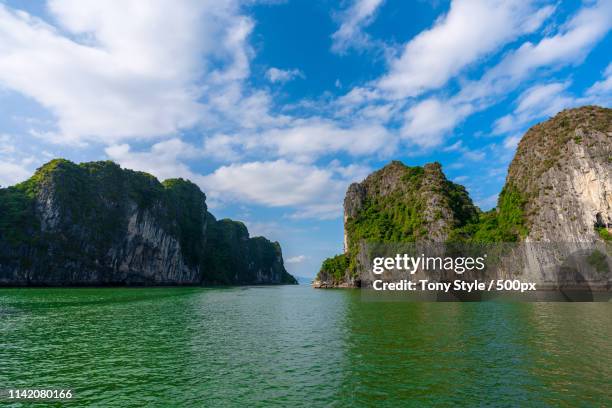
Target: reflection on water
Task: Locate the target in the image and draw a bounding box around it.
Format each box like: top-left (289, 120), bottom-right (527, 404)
top-left (337, 299), bottom-right (612, 406)
top-left (0, 286), bottom-right (610, 407)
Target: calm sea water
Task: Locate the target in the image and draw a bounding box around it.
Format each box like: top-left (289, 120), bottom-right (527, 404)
top-left (0, 285), bottom-right (610, 407)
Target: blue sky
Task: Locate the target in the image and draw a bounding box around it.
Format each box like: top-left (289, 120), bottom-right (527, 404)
top-left (0, 0), bottom-right (610, 278)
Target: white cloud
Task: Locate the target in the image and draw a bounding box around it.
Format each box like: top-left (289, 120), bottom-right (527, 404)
top-left (200, 117), bottom-right (396, 163)
top-left (475, 193), bottom-right (499, 210)
top-left (327, 161), bottom-right (372, 181)
top-left (0, 1), bottom-right (255, 144)
top-left (586, 62), bottom-right (612, 104)
top-left (331, 0), bottom-right (385, 53)
top-left (106, 140), bottom-right (363, 219)
top-left (0, 134), bottom-right (42, 187)
top-left (285, 255), bottom-right (307, 264)
top-left (397, 1), bottom-right (611, 147)
top-left (258, 119), bottom-right (396, 162)
top-left (491, 2), bottom-right (611, 85)
top-left (377, 0), bottom-right (555, 98)
top-left (493, 82), bottom-right (575, 134)
top-left (503, 134), bottom-right (521, 150)
top-left (515, 82), bottom-right (570, 114)
top-left (265, 67), bottom-right (304, 83)
top-left (243, 221), bottom-right (282, 240)
top-left (492, 115), bottom-right (515, 135)
top-left (1, 0), bottom-right (610, 224)
top-left (0, 160), bottom-right (32, 187)
top-left (458, 0), bottom-right (612, 105)
top-left (202, 133), bottom-right (243, 162)
top-left (200, 159), bottom-right (363, 219)
top-left (0, 134), bottom-right (16, 154)
top-left (206, 87), bottom-right (289, 130)
top-left (201, 160), bottom-right (342, 207)
top-left (461, 149), bottom-right (486, 162)
top-left (400, 98), bottom-right (472, 147)
top-left (105, 138), bottom-right (201, 182)
top-left (286, 203), bottom-right (345, 220)
top-left (0, 135), bottom-right (36, 186)
top-left (442, 139), bottom-right (486, 161)
top-left (336, 86), bottom-right (381, 107)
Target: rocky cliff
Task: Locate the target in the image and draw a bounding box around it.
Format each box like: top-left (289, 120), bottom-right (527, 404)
top-left (498, 106), bottom-right (612, 285)
top-left (317, 161), bottom-right (479, 287)
top-left (316, 106), bottom-right (611, 288)
top-left (0, 159), bottom-right (297, 286)
top-left (506, 106), bottom-right (611, 242)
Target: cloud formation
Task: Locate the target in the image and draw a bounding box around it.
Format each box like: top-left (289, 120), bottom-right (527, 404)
top-left (377, 0), bottom-right (555, 98)
top-left (265, 67), bottom-right (304, 83)
top-left (0, 0), bottom-right (252, 144)
top-left (587, 62), bottom-right (612, 104)
top-left (0, 0), bottom-right (610, 223)
top-left (105, 140), bottom-right (370, 219)
top-left (493, 82), bottom-right (575, 135)
top-left (200, 160), bottom-right (369, 219)
top-left (285, 255), bottom-right (307, 264)
top-left (331, 0), bottom-right (385, 53)
top-left (397, 0), bottom-right (612, 147)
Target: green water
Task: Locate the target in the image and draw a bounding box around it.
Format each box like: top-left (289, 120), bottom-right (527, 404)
top-left (0, 285), bottom-right (610, 407)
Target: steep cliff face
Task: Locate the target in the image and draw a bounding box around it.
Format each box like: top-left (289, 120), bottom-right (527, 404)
top-left (202, 215), bottom-right (296, 285)
top-left (343, 162), bottom-right (477, 247)
top-left (497, 106), bottom-right (612, 284)
top-left (317, 161), bottom-right (478, 287)
top-left (0, 159), bottom-right (296, 286)
top-left (505, 106), bottom-right (611, 242)
top-left (316, 106), bottom-right (611, 288)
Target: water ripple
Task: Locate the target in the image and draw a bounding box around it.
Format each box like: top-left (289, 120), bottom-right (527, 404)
top-left (0, 286), bottom-right (610, 407)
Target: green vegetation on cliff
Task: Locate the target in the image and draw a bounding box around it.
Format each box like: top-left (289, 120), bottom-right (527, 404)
top-left (345, 162), bottom-right (479, 243)
top-left (0, 159), bottom-right (296, 286)
top-left (318, 106), bottom-right (611, 286)
top-left (317, 162), bottom-right (529, 283)
top-left (0, 186), bottom-right (36, 245)
top-left (319, 161), bottom-right (486, 281)
top-left (163, 178), bottom-right (207, 266)
top-left (318, 107), bottom-right (612, 286)
top-left (318, 254), bottom-right (348, 284)
top-left (450, 187), bottom-right (528, 243)
top-left (0, 160), bottom-right (211, 264)
top-left (597, 227), bottom-right (612, 241)
top-left (504, 106), bottom-right (611, 242)
top-left (346, 192), bottom-right (425, 244)
top-left (200, 217), bottom-right (296, 285)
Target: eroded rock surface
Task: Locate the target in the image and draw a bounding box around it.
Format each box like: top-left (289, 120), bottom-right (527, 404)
top-left (0, 159), bottom-right (297, 286)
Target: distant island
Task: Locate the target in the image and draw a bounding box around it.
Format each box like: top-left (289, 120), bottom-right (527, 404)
top-left (315, 106), bottom-right (611, 288)
top-left (0, 159), bottom-right (297, 286)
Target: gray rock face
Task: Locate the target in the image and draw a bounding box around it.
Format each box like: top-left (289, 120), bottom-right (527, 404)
top-left (0, 159), bottom-right (297, 286)
top-left (507, 106), bottom-right (612, 242)
top-left (317, 160), bottom-right (478, 287)
top-left (500, 106), bottom-right (612, 285)
top-left (316, 106), bottom-right (611, 289)
top-left (105, 203), bottom-right (199, 284)
top-left (343, 183), bottom-right (365, 252)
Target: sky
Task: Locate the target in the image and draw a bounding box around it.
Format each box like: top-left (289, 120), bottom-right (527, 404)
top-left (0, 0), bottom-right (611, 278)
